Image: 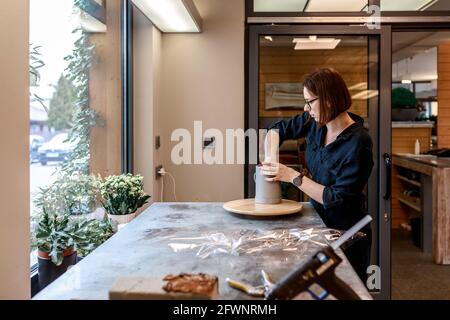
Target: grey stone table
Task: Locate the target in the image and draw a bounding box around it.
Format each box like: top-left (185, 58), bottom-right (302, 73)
top-left (34, 202), bottom-right (372, 300)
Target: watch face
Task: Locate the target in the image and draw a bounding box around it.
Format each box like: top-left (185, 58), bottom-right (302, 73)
top-left (293, 176), bottom-right (301, 186)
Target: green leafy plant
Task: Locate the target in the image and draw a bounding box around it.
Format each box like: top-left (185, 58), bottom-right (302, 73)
top-left (101, 174), bottom-right (151, 216)
top-left (32, 209), bottom-right (95, 265)
top-left (30, 44), bottom-right (45, 86)
top-left (75, 214), bottom-right (114, 257)
top-left (63, 24), bottom-right (103, 175)
top-left (29, 44), bottom-right (48, 113)
top-left (34, 171), bottom-right (101, 216)
top-left (392, 87), bottom-right (417, 109)
top-left (47, 74), bottom-right (78, 130)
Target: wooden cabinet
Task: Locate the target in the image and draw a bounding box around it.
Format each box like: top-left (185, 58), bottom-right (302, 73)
top-left (392, 154), bottom-right (450, 264)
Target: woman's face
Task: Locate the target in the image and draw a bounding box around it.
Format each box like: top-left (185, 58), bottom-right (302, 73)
top-left (303, 87), bottom-right (320, 122)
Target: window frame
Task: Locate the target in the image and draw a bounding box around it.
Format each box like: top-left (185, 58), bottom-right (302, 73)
top-left (29, 0), bottom-right (133, 296)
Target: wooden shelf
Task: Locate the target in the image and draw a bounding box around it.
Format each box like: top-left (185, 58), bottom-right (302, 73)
top-left (396, 174), bottom-right (421, 187)
top-left (398, 194), bottom-right (421, 213)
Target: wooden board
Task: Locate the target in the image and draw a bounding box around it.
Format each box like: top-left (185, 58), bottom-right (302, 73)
top-left (223, 198), bottom-right (303, 217)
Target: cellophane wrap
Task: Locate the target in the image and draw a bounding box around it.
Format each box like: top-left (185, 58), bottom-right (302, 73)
top-left (164, 227), bottom-right (365, 260)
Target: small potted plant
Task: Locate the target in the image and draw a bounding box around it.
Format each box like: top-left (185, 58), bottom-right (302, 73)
top-left (32, 209), bottom-right (95, 290)
top-left (100, 174), bottom-right (151, 227)
top-left (75, 213), bottom-right (114, 258)
top-left (392, 87), bottom-right (419, 121)
top-left (34, 170), bottom-right (101, 216)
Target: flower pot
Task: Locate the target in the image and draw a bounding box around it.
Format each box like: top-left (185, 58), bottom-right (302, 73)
top-left (90, 207), bottom-right (107, 220)
top-left (108, 212), bottom-right (136, 228)
top-left (37, 247), bottom-right (77, 290)
top-left (392, 108), bottom-right (420, 121)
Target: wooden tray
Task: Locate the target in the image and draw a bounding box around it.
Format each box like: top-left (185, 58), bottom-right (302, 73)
top-left (223, 198), bottom-right (303, 217)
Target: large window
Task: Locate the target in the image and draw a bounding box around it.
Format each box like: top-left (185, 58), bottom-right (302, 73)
top-left (29, 0), bottom-right (122, 265)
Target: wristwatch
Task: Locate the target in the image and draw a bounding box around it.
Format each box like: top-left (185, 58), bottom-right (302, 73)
top-left (292, 169), bottom-right (307, 187)
top-left (292, 173), bottom-right (303, 187)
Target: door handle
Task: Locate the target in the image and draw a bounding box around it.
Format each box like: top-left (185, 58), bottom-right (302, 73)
top-left (383, 153), bottom-right (392, 200)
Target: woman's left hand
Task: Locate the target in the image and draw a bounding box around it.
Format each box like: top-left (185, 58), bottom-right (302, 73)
top-left (261, 162), bottom-right (299, 184)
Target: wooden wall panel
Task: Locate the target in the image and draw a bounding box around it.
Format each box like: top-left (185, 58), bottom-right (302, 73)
top-left (391, 127), bottom-right (432, 229)
top-left (438, 42), bottom-right (450, 148)
top-left (259, 46), bottom-right (369, 120)
top-left (392, 164), bottom-right (409, 229)
top-left (89, 0), bottom-right (122, 177)
top-left (392, 127), bottom-right (432, 154)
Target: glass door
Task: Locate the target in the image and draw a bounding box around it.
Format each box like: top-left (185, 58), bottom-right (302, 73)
top-left (246, 24), bottom-right (392, 299)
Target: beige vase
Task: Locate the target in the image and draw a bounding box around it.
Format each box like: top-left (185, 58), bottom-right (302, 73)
top-left (107, 212), bottom-right (136, 226)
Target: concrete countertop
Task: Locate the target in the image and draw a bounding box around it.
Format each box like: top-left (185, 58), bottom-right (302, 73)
top-left (393, 153), bottom-right (450, 168)
top-left (392, 121), bottom-right (434, 128)
top-left (34, 202), bottom-right (372, 300)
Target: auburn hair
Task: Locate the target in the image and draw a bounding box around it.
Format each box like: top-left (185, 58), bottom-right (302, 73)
top-left (303, 68), bottom-right (352, 126)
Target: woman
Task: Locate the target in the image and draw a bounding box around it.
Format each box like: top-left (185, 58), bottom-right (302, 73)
top-left (262, 68), bottom-right (374, 282)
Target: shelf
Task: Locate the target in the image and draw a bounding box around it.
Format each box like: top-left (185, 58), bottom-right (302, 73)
top-left (396, 174), bottom-right (421, 187)
top-left (398, 194), bottom-right (421, 213)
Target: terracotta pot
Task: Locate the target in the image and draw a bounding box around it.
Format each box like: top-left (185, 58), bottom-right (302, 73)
top-left (38, 247), bottom-right (75, 260)
top-left (37, 247), bottom-right (77, 290)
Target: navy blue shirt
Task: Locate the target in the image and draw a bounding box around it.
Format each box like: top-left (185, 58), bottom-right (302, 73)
top-left (269, 112), bottom-right (374, 230)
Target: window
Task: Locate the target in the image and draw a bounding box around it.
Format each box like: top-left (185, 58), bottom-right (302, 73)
top-left (380, 0), bottom-right (450, 11)
top-left (29, 0), bottom-right (122, 271)
top-left (252, 0), bottom-right (369, 13)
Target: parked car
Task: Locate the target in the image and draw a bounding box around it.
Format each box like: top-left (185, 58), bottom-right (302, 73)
top-left (30, 135), bottom-right (44, 163)
top-left (37, 133), bottom-right (74, 165)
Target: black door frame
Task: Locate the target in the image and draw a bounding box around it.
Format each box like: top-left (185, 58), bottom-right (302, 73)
top-left (245, 24), bottom-right (392, 299)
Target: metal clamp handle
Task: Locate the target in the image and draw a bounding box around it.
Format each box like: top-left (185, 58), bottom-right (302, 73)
top-left (383, 153), bottom-right (392, 200)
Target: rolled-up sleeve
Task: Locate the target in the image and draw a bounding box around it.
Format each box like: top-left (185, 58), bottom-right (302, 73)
top-left (268, 112), bottom-right (311, 145)
top-left (322, 144), bottom-right (374, 210)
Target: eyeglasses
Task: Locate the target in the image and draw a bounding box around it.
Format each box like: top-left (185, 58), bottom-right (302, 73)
top-left (304, 98), bottom-right (318, 111)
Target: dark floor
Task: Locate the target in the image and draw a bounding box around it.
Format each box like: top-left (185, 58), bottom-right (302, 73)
top-left (392, 229), bottom-right (450, 300)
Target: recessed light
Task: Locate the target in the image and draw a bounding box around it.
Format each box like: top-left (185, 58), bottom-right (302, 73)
top-left (293, 37), bottom-right (341, 50)
top-left (131, 0), bottom-right (202, 33)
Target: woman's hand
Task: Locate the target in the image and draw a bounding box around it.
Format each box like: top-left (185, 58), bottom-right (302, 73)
top-left (261, 162), bottom-right (300, 184)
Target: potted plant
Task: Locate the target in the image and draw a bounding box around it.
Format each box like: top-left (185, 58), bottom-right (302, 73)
top-left (392, 87), bottom-right (419, 121)
top-left (100, 174), bottom-right (151, 227)
top-left (75, 213), bottom-right (114, 258)
top-left (32, 209), bottom-right (95, 290)
top-left (34, 170), bottom-right (101, 216)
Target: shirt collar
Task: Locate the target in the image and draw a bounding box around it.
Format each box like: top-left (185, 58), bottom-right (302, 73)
top-left (338, 112), bottom-right (365, 141)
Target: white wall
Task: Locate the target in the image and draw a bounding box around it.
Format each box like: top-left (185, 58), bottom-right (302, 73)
top-left (0, 0), bottom-right (31, 299)
top-left (392, 48), bottom-right (437, 82)
top-left (158, 0), bottom-right (245, 202)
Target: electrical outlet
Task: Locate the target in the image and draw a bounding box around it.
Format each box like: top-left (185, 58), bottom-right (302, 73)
top-left (155, 165), bottom-right (163, 179)
top-left (155, 136), bottom-right (161, 150)
top-left (203, 137), bottom-right (215, 149)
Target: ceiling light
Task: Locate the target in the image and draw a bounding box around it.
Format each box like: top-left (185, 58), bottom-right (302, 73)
top-left (348, 82), bottom-right (368, 91)
top-left (352, 90), bottom-right (379, 100)
top-left (401, 58), bottom-right (413, 84)
top-left (293, 37), bottom-right (341, 50)
top-left (305, 0), bottom-right (367, 12)
top-left (380, 0), bottom-right (437, 11)
top-left (309, 35), bottom-right (317, 41)
top-left (265, 36), bottom-right (273, 42)
top-left (131, 0), bottom-right (202, 33)
top-left (254, 0), bottom-right (308, 12)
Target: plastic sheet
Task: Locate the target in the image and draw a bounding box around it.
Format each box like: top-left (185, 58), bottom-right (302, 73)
top-left (166, 227), bottom-right (363, 260)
